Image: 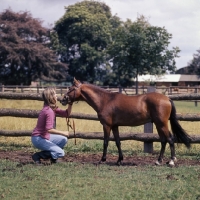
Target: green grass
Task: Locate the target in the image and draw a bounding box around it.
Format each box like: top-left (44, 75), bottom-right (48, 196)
top-left (0, 160), bottom-right (200, 200)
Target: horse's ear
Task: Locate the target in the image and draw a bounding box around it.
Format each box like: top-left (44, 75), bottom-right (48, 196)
top-left (73, 77), bottom-right (77, 84)
top-left (74, 77), bottom-right (77, 82)
top-left (74, 77), bottom-right (80, 84)
top-left (73, 77), bottom-right (80, 86)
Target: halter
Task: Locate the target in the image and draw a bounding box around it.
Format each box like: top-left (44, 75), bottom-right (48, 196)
top-left (64, 82), bottom-right (82, 104)
top-left (65, 82), bottom-right (82, 145)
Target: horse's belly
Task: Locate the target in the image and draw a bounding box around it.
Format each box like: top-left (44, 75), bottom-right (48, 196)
top-left (116, 118), bottom-right (151, 126)
top-left (113, 114), bottom-right (151, 126)
top-left (99, 108), bottom-right (151, 127)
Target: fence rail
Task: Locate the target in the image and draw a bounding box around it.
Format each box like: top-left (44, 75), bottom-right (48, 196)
top-left (1, 84), bottom-right (200, 95)
top-left (1, 91), bottom-right (200, 101)
top-left (0, 130), bottom-right (200, 143)
top-left (0, 108), bottom-right (200, 121)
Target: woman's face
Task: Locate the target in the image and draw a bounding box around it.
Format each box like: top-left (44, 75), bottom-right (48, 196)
top-left (53, 92), bottom-right (57, 103)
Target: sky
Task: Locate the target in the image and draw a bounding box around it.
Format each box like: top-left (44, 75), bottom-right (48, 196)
top-left (0, 0), bottom-right (200, 70)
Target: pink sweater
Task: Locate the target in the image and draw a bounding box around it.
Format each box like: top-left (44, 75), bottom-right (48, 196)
top-left (32, 105), bottom-right (69, 140)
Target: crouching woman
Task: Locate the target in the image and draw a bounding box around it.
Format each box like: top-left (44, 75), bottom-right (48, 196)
top-left (31, 87), bottom-right (72, 165)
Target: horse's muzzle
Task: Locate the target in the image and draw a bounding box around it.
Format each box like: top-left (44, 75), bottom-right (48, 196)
top-left (59, 95), bottom-right (69, 106)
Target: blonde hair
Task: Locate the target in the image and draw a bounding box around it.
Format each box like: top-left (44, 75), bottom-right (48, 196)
top-left (42, 87), bottom-right (57, 109)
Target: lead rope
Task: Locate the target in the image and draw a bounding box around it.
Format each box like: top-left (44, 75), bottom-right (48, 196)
top-left (66, 117), bottom-right (76, 145)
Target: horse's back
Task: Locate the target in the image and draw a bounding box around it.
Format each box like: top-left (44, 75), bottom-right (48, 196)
top-left (111, 92), bottom-right (170, 108)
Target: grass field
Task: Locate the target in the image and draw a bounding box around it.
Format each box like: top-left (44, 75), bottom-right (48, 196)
top-left (0, 99), bottom-right (200, 199)
top-left (1, 160), bottom-right (200, 200)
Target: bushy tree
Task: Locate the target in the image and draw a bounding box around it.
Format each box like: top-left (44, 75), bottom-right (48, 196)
top-left (188, 49), bottom-right (200, 75)
top-left (53, 0), bottom-right (120, 84)
top-left (106, 16), bottom-right (180, 90)
top-left (53, 2), bottom-right (180, 87)
top-left (0, 9), bottom-right (68, 85)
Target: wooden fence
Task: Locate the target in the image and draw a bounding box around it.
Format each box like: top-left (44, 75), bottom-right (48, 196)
top-left (1, 84), bottom-right (200, 96)
top-left (1, 91), bottom-right (200, 153)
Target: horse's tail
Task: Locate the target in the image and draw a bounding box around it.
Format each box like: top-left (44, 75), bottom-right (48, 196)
top-left (169, 99), bottom-right (191, 148)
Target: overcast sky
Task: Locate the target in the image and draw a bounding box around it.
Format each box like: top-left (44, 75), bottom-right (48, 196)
top-left (1, 0), bottom-right (200, 70)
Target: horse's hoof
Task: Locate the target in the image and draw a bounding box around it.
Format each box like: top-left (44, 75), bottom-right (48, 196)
top-left (99, 159), bottom-right (106, 164)
top-left (167, 160), bottom-right (175, 167)
top-left (166, 157), bottom-right (177, 167)
top-left (116, 161), bottom-right (122, 166)
top-left (101, 157), bottom-right (106, 162)
top-left (155, 160), bottom-right (162, 166)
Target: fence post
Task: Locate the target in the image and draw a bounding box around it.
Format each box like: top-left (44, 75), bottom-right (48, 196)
top-left (144, 86), bottom-right (156, 153)
top-left (37, 84), bottom-right (39, 93)
top-left (119, 86), bottom-right (122, 93)
top-left (21, 84), bottom-right (23, 93)
top-left (195, 87), bottom-right (198, 107)
top-left (169, 87), bottom-right (172, 95)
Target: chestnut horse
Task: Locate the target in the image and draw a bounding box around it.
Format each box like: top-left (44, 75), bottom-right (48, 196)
top-left (61, 79), bottom-right (191, 166)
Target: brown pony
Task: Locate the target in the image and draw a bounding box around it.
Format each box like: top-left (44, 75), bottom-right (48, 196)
top-left (60, 78), bottom-right (191, 166)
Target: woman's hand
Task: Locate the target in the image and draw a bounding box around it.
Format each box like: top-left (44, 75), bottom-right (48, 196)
top-left (62, 131), bottom-right (69, 137)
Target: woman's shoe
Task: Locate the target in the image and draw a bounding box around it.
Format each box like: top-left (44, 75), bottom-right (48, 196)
top-left (50, 158), bottom-right (57, 164)
top-left (32, 153), bottom-right (43, 165)
top-left (32, 151), bottom-right (52, 165)
top-left (32, 152), bottom-right (41, 163)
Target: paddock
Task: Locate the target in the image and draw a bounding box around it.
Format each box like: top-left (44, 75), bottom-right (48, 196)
top-left (1, 90), bottom-right (200, 152)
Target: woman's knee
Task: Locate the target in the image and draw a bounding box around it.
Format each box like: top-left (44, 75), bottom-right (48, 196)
top-left (56, 149), bottom-right (65, 158)
top-left (50, 135), bottom-right (68, 148)
top-left (59, 136), bottom-right (68, 148)
top-left (51, 148), bottom-right (65, 159)
top-left (62, 137), bottom-right (68, 146)
top-left (59, 149), bottom-right (65, 157)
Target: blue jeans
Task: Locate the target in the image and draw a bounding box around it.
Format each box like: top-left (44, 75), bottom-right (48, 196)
top-left (31, 134), bottom-right (68, 159)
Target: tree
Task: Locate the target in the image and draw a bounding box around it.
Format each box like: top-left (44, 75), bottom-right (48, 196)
top-left (0, 9), bottom-right (68, 85)
top-left (53, 0), bottom-right (119, 84)
top-left (106, 16), bottom-right (180, 91)
top-left (187, 49), bottom-right (200, 75)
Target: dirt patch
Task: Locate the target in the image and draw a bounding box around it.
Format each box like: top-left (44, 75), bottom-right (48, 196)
top-left (0, 150), bottom-right (200, 167)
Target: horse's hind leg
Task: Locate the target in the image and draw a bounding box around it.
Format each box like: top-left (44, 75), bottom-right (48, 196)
top-left (156, 125), bottom-right (176, 166)
top-left (155, 139), bottom-right (167, 165)
top-left (166, 134), bottom-right (177, 166)
top-left (112, 126), bottom-right (123, 165)
top-left (157, 134), bottom-right (177, 166)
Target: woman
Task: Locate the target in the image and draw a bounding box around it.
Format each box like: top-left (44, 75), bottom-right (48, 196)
top-left (31, 87), bottom-right (72, 165)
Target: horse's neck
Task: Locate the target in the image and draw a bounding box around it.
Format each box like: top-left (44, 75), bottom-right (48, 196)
top-left (81, 86), bottom-right (106, 112)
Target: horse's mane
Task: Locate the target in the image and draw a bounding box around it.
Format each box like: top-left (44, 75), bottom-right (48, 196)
top-left (85, 83), bottom-right (111, 94)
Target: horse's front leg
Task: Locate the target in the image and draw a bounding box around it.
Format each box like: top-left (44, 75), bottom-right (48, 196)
top-left (100, 125), bottom-right (111, 163)
top-left (112, 126), bottom-right (123, 165)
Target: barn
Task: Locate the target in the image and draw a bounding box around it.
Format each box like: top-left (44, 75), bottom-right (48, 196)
top-left (137, 74), bottom-right (200, 87)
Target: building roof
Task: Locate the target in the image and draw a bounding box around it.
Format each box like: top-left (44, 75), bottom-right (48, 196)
top-left (137, 74), bottom-right (181, 82)
top-left (179, 75), bottom-right (200, 82)
top-left (136, 74), bottom-right (200, 83)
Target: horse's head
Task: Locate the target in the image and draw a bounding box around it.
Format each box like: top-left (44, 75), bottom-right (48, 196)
top-left (60, 78), bottom-right (82, 106)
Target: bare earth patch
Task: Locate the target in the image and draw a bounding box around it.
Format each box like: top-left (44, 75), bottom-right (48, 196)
top-left (0, 150), bottom-right (200, 167)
